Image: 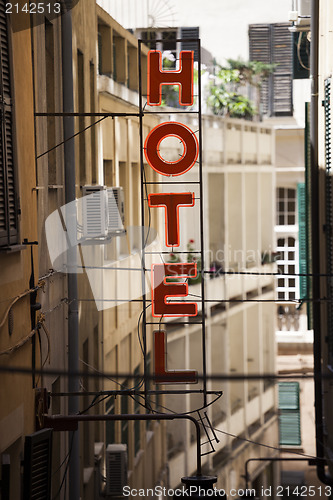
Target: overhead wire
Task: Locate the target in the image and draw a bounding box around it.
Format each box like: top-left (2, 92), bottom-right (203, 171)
top-left (108, 382), bottom-right (327, 463)
top-left (0, 364), bottom-right (321, 381)
top-left (36, 116), bottom-right (107, 160)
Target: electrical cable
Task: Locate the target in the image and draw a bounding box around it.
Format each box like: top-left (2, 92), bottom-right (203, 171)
top-left (137, 303), bottom-right (152, 356)
top-left (52, 431), bottom-right (74, 500)
top-left (0, 324), bottom-right (40, 356)
top-left (128, 388), bottom-right (330, 462)
top-left (79, 359), bottom-right (145, 393)
top-left (211, 427), bottom-right (327, 461)
top-left (119, 388), bottom-right (328, 462)
top-left (297, 32), bottom-right (310, 71)
top-left (75, 297), bottom-right (330, 304)
top-left (0, 281), bottom-right (45, 330)
top-left (0, 364), bottom-right (323, 381)
top-left (58, 264), bottom-right (333, 278)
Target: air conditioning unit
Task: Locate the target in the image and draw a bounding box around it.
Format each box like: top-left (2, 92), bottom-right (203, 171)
top-left (107, 187), bottom-right (125, 234)
top-left (82, 185), bottom-right (108, 239)
top-left (105, 444), bottom-right (127, 496)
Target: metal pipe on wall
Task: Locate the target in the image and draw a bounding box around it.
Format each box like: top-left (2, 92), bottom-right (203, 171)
top-left (61, 3), bottom-right (80, 499)
top-left (44, 413), bottom-right (203, 476)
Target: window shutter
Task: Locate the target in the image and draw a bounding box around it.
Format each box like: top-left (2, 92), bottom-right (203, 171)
top-left (305, 102), bottom-right (313, 329)
top-left (249, 23), bottom-right (293, 117)
top-left (324, 79), bottom-right (333, 364)
top-left (23, 429), bottom-right (53, 500)
top-left (180, 27), bottom-right (199, 62)
top-left (298, 183), bottom-right (307, 299)
top-left (0, 3), bottom-right (18, 247)
top-left (271, 23), bottom-right (293, 116)
top-left (249, 24), bottom-right (270, 115)
top-left (278, 382), bottom-right (301, 446)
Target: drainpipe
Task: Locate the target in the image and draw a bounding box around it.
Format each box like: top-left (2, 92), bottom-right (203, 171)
top-left (61, 4), bottom-right (80, 499)
top-left (310, 0), bottom-right (333, 486)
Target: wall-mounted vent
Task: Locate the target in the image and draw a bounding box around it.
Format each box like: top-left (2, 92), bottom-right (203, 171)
top-left (82, 185), bottom-right (108, 238)
top-left (106, 444), bottom-right (127, 496)
top-left (107, 187), bottom-right (125, 234)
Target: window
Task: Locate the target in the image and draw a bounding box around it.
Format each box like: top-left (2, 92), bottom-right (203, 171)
top-left (293, 32), bottom-right (310, 80)
top-left (276, 188), bottom-right (296, 226)
top-left (97, 21), bottom-right (111, 76)
top-left (134, 366), bottom-right (141, 455)
top-left (121, 380), bottom-right (129, 447)
top-left (298, 183), bottom-right (307, 300)
top-left (77, 50), bottom-right (86, 185)
top-left (278, 382), bottom-right (301, 446)
top-left (276, 236), bottom-right (299, 301)
top-left (105, 396), bottom-right (115, 446)
top-left (249, 23), bottom-right (293, 117)
top-left (0, 4), bottom-right (19, 248)
top-left (141, 30), bottom-right (157, 49)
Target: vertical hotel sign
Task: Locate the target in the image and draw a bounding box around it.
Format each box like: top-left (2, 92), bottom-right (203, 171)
top-left (139, 43), bottom-right (206, 391)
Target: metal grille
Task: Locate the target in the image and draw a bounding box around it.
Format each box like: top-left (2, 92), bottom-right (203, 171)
top-left (106, 444), bottom-right (128, 496)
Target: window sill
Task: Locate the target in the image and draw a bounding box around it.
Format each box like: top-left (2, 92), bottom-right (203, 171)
top-left (279, 445), bottom-right (304, 452)
top-left (0, 244), bottom-right (27, 253)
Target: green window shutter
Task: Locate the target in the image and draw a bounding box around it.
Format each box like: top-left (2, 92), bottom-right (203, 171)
top-left (298, 183), bottom-right (307, 299)
top-left (278, 382), bottom-right (301, 446)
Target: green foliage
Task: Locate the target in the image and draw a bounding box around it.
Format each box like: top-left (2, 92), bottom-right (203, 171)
top-left (187, 239), bottom-right (201, 285)
top-left (207, 58), bottom-right (276, 119)
top-left (224, 58), bottom-right (277, 88)
top-left (207, 87), bottom-right (256, 119)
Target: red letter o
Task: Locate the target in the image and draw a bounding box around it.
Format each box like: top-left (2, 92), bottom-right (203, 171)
top-left (144, 122), bottom-right (198, 176)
